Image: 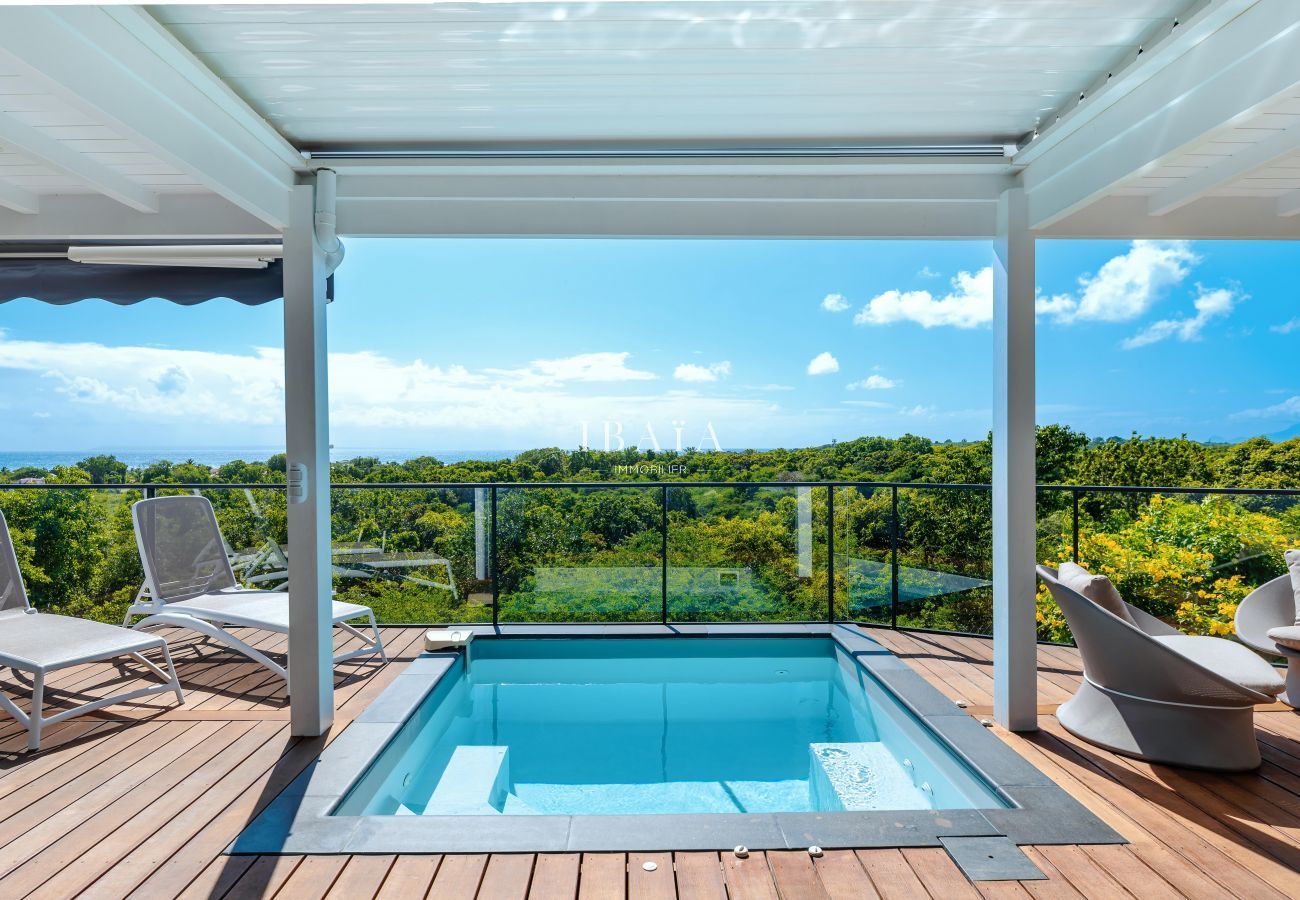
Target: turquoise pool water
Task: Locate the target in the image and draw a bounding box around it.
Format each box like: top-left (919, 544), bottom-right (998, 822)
top-left (336, 638), bottom-right (1005, 817)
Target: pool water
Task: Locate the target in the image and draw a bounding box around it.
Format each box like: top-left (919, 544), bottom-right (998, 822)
top-left (336, 638), bottom-right (1005, 817)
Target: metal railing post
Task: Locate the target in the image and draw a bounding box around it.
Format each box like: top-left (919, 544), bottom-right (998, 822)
top-left (826, 485), bottom-right (835, 623)
top-left (661, 485), bottom-right (669, 625)
top-left (1071, 489), bottom-right (1080, 563)
top-left (142, 485), bottom-right (156, 501)
top-left (890, 486), bottom-right (900, 629)
top-left (490, 485), bottom-right (499, 628)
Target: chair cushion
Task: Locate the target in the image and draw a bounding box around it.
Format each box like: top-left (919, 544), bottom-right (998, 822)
top-left (1266, 625), bottom-right (1300, 652)
top-left (1154, 635), bottom-right (1286, 696)
top-left (0, 611), bottom-right (165, 671)
top-left (168, 590), bottom-right (372, 632)
top-left (1287, 549), bottom-right (1300, 625)
top-left (1058, 561), bottom-right (1138, 626)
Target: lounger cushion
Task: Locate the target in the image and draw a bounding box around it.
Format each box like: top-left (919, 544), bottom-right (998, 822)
top-left (1286, 549), bottom-right (1300, 625)
top-left (0, 609), bottom-right (165, 670)
top-left (167, 590), bottom-right (372, 632)
top-left (1058, 562), bottom-right (1137, 626)
top-left (1266, 626), bottom-right (1300, 652)
top-left (1154, 634), bottom-right (1286, 696)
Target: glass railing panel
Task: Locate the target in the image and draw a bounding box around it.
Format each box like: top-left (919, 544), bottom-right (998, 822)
top-left (328, 485), bottom-right (489, 625)
top-left (834, 484), bottom-right (892, 624)
top-left (666, 484), bottom-right (824, 622)
top-left (892, 485), bottom-right (994, 635)
top-left (496, 485), bottom-right (661, 623)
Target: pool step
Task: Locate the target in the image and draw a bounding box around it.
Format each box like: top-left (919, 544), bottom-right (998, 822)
top-left (808, 742), bottom-right (931, 811)
top-left (424, 745), bottom-right (512, 815)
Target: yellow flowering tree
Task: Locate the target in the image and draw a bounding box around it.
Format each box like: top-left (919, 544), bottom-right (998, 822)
top-left (1038, 496), bottom-right (1292, 642)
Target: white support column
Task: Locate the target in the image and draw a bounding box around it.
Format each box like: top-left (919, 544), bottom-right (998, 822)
top-left (993, 186), bottom-right (1038, 733)
top-left (284, 181), bottom-right (334, 737)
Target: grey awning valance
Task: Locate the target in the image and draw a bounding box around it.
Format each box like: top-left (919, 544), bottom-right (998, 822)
top-left (0, 242), bottom-right (331, 305)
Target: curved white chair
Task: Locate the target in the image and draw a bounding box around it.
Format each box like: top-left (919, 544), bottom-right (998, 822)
top-left (1038, 565), bottom-right (1283, 772)
top-left (127, 495), bottom-right (386, 689)
top-left (1234, 574), bottom-right (1299, 707)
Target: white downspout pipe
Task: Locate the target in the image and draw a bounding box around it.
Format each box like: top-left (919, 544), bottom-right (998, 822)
top-left (314, 168), bottom-right (345, 275)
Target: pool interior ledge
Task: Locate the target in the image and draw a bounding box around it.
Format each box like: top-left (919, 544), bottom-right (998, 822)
top-left (229, 624), bottom-right (1121, 882)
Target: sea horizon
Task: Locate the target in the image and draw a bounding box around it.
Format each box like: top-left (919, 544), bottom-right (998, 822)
top-left (0, 448), bottom-right (522, 470)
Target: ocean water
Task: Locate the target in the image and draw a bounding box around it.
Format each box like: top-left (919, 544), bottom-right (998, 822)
top-left (0, 448), bottom-right (517, 471)
top-left (336, 637), bottom-right (1005, 817)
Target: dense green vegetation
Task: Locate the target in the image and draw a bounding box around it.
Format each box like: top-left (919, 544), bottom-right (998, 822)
top-left (1, 427), bottom-right (1296, 641)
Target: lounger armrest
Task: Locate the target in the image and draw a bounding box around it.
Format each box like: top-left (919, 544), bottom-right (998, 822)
top-left (1235, 574), bottom-right (1295, 654)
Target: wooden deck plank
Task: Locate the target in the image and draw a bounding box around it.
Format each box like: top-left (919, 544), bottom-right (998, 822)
top-left (376, 854), bottom-right (443, 899)
top-left (578, 854), bottom-right (626, 900)
top-left (721, 851), bottom-right (779, 900)
top-left (767, 850), bottom-right (830, 900)
top-left (527, 853), bottom-right (580, 900)
top-left (901, 847), bottom-right (982, 899)
top-left (671, 852), bottom-right (727, 900)
top-left (627, 853), bottom-right (675, 900)
top-left (477, 853), bottom-right (536, 900)
top-left (810, 849), bottom-right (881, 900)
top-left (223, 855), bottom-right (304, 900)
top-left (427, 852), bottom-right (489, 900)
top-left (327, 855), bottom-right (397, 899)
top-left (854, 850), bottom-right (929, 900)
top-left (272, 853), bottom-right (348, 900)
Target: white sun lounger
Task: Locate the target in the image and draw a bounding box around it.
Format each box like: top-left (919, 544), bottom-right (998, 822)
top-left (126, 495), bottom-right (386, 688)
top-left (0, 509), bottom-right (184, 750)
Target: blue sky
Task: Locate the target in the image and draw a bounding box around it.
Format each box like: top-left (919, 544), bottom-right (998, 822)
top-left (1, 238), bottom-right (1297, 455)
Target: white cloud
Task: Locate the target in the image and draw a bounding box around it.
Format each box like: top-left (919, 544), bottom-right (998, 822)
top-left (806, 352), bottom-right (840, 375)
top-left (917, 266), bottom-right (940, 279)
top-left (842, 399), bottom-right (893, 409)
top-left (1039, 240), bottom-right (1199, 324)
top-left (821, 293), bottom-right (849, 312)
top-left (0, 337), bottom-right (789, 443)
top-left (486, 351), bottom-right (656, 386)
top-left (673, 360), bottom-right (731, 382)
top-left (1232, 395), bottom-right (1300, 420)
top-left (847, 374), bottom-right (899, 390)
top-left (900, 404), bottom-right (936, 417)
top-left (854, 268), bottom-right (992, 329)
top-left (1271, 317), bottom-right (1300, 335)
top-left (1122, 284), bottom-right (1242, 349)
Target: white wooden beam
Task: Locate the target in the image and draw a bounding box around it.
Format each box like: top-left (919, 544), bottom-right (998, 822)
top-left (0, 6), bottom-right (296, 228)
top-left (0, 194), bottom-right (276, 239)
top-left (284, 182), bottom-right (334, 738)
top-left (992, 186), bottom-right (1037, 733)
top-left (1024, 2), bottom-right (1300, 229)
top-left (0, 177), bottom-right (38, 215)
top-left (0, 109), bottom-right (157, 213)
top-left (1038, 194), bottom-right (1300, 239)
top-left (1278, 188), bottom-right (1300, 217)
top-left (1149, 123), bottom-right (1300, 216)
top-left (1013, 0), bottom-right (1252, 167)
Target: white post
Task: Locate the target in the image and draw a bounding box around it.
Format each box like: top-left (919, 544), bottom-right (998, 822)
top-left (474, 487), bottom-right (487, 581)
top-left (796, 486), bottom-right (812, 578)
top-left (993, 186), bottom-right (1038, 732)
top-left (284, 181), bottom-right (333, 737)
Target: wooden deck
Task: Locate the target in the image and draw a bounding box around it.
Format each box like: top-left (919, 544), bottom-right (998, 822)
top-left (0, 625), bottom-right (1298, 899)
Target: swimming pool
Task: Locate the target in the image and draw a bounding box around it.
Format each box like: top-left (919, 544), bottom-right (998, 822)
top-left (335, 637), bottom-right (1005, 817)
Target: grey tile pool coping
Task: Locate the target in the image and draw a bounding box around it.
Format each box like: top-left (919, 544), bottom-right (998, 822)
top-left (231, 624), bottom-right (1123, 876)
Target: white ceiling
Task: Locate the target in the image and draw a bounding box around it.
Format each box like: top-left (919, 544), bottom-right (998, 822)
top-left (148, 0), bottom-right (1188, 149)
top-left (0, 1), bottom-right (1297, 240)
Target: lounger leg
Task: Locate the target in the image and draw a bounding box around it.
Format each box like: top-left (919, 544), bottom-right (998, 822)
top-left (370, 610), bottom-right (388, 663)
top-left (159, 644), bottom-right (185, 705)
top-left (133, 613), bottom-right (289, 685)
top-left (28, 671), bottom-right (44, 752)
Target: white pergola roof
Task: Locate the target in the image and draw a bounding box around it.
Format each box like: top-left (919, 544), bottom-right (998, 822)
top-left (0, 1), bottom-right (1297, 240)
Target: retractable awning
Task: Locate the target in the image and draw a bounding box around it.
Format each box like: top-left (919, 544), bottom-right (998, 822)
top-left (0, 241), bottom-right (332, 305)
